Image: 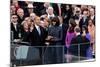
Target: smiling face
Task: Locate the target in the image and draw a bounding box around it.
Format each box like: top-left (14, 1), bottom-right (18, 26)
top-left (17, 8), bottom-right (24, 17)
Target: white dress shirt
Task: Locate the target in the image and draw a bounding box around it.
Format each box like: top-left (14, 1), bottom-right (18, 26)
top-left (35, 24), bottom-right (41, 35)
top-left (13, 22), bottom-right (17, 31)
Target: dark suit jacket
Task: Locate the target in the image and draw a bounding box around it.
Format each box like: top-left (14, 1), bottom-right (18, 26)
top-left (93, 16), bottom-right (95, 25)
top-left (21, 30), bottom-right (30, 42)
top-left (11, 23), bottom-right (21, 39)
top-left (70, 35), bottom-right (90, 57)
top-left (30, 26), bottom-right (47, 46)
top-left (79, 17), bottom-right (89, 27)
top-left (62, 9), bottom-right (73, 25)
top-left (79, 17), bottom-right (89, 33)
top-left (61, 23), bottom-right (69, 45)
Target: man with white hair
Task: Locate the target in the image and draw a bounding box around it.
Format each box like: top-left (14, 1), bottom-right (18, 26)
top-left (46, 6), bottom-right (55, 19)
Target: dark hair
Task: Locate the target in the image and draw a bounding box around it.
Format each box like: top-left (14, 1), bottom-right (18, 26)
top-left (69, 18), bottom-right (76, 27)
top-left (68, 18), bottom-right (76, 33)
top-left (69, 27), bottom-right (74, 33)
top-left (75, 27), bottom-right (81, 33)
top-left (88, 19), bottom-right (94, 25)
top-left (82, 9), bottom-right (88, 14)
top-left (82, 25), bottom-right (88, 33)
top-left (40, 17), bottom-right (45, 21)
top-left (51, 17), bottom-right (60, 26)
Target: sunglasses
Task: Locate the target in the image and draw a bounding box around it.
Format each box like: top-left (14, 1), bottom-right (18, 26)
top-left (12, 17), bottom-right (17, 19)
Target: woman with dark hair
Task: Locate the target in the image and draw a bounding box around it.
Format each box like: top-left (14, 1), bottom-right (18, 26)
top-left (82, 25), bottom-right (91, 41)
top-left (47, 16), bottom-right (62, 45)
top-left (65, 18), bottom-right (76, 48)
top-left (64, 18), bottom-right (76, 62)
top-left (51, 16), bottom-right (60, 26)
top-left (81, 25), bottom-right (93, 59)
top-left (45, 16), bottom-right (63, 64)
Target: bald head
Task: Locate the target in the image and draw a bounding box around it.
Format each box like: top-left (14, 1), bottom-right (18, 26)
top-left (17, 8), bottom-right (24, 17)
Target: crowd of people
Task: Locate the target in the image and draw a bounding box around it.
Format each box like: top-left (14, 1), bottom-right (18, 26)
top-left (11, 0), bottom-right (95, 64)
